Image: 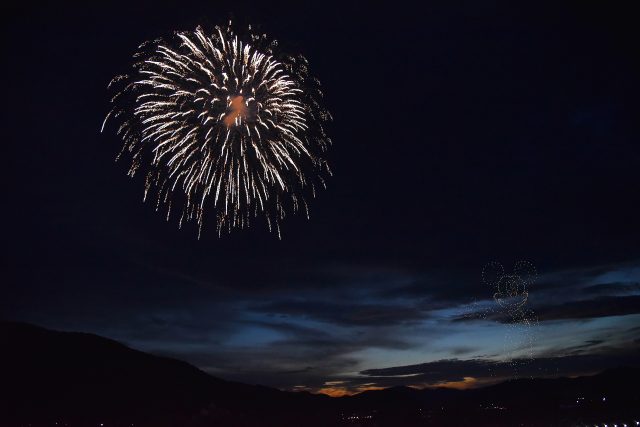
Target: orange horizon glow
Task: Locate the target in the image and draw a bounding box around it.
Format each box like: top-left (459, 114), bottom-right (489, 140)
top-left (315, 384), bottom-right (388, 397)
top-left (305, 376), bottom-right (505, 397)
top-left (430, 376), bottom-right (479, 390)
top-left (317, 387), bottom-right (351, 397)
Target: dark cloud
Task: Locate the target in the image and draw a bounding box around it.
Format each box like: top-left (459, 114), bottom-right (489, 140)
top-left (456, 295), bottom-right (640, 323)
top-left (142, 313), bottom-right (421, 389)
top-left (449, 346), bottom-right (478, 356)
top-left (176, 337), bottom-right (640, 392)
top-left (376, 262), bottom-right (640, 311)
top-left (251, 299), bottom-right (428, 326)
top-left (361, 358), bottom-right (493, 379)
top-left (357, 347), bottom-right (640, 388)
top-left (535, 295), bottom-right (640, 321)
top-left (582, 282), bottom-right (640, 296)
top-left (276, 366), bottom-right (315, 375)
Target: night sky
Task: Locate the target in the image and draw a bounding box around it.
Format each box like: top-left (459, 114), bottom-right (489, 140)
top-left (3, 1), bottom-right (640, 396)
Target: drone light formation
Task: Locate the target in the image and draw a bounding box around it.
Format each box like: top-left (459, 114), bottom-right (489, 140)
top-left (102, 23), bottom-right (331, 237)
top-left (479, 261), bottom-right (539, 372)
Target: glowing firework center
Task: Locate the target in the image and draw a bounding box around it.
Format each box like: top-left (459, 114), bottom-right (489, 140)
top-left (224, 96), bottom-right (250, 127)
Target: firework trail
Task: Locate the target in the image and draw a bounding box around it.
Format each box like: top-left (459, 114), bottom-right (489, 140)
top-left (102, 23), bottom-right (331, 237)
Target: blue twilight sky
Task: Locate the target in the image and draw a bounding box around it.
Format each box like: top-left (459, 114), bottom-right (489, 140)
top-left (5, 256), bottom-right (639, 394)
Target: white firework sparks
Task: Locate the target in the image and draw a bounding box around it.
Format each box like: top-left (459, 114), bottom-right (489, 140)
top-left (102, 23), bottom-right (331, 237)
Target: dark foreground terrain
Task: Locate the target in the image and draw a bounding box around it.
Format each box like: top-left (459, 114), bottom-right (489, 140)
top-left (1, 321), bottom-right (638, 426)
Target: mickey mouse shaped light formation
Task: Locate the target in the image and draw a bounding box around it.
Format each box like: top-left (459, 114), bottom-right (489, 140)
top-left (482, 260), bottom-right (537, 319)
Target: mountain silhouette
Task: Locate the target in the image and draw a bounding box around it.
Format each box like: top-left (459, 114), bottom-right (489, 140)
top-left (1, 321), bottom-right (638, 426)
top-left (0, 321), bottom-right (332, 426)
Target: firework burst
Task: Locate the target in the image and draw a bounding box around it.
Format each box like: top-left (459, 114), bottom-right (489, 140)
top-left (102, 23), bottom-right (331, 237)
